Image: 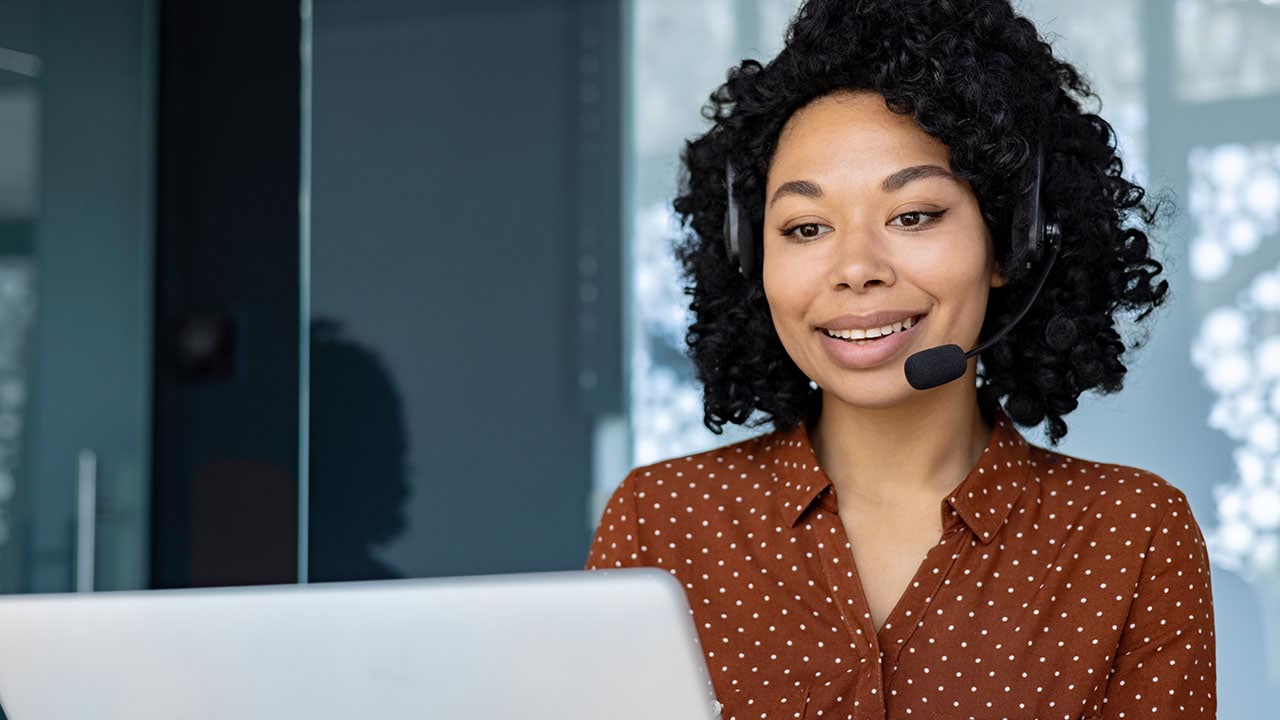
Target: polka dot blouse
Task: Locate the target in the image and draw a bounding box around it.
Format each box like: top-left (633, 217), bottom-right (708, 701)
top-left (585, 405), bottom-right (1217, 720)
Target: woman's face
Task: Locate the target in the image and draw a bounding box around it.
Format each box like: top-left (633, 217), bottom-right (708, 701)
top-left (762, 89), bottom-right (1006, 409)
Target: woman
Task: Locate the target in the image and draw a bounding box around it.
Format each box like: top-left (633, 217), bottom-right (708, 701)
top-left (587, 1), bottom-right (1216, 718)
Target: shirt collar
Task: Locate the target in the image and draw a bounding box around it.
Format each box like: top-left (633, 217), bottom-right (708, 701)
top-left (769, 404), bottom-right (1033, 545)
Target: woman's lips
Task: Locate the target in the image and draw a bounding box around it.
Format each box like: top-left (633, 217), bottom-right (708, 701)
top-left (815, 313), bottom-right (926, 370)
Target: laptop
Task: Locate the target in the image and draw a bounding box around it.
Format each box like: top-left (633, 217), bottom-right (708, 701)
top-left (0, 566), bottom-right (721, 720)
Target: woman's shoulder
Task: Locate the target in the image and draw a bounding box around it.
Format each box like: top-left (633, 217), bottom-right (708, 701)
top-left (1026, 440), bottom-right (1198, 528)
top-left (622, 428), bottom-right (791, 509)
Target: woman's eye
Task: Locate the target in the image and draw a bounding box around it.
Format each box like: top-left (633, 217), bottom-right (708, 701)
top-left (779, 210), bottom-right (949, 241)
top-left (889, 209), bottom-right (948, 231)
top-left (778, 222), bottom-right (830, 242)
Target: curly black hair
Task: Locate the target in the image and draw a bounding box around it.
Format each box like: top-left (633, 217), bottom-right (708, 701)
top-left (670, 0), bottom-right (1171, 446)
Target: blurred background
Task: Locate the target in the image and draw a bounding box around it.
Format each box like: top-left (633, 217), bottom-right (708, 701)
top-left (0, 0), bottom-right (1277, 716)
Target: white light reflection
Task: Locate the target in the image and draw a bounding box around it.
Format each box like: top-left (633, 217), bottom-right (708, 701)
top-left (1191, 142), bottom-right (1280, 581)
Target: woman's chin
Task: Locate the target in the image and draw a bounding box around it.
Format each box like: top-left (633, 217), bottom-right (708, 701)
top-left (815, 375), bottom-right (923, 411)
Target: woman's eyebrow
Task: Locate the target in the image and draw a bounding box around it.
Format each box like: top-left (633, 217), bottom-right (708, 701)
top-left (881, 164), bottom-right (961, 192)
top-left (768, 164), bottom-right (961, 208)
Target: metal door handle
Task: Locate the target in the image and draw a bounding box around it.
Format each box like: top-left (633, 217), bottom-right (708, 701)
top-left (76, 449), bottom-right (97, 592)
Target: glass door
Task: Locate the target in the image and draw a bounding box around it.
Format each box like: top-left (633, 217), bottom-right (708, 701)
top-left (0, 0), bottom-right (153, 595)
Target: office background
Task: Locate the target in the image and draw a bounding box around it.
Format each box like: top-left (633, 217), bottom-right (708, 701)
top-left (0, 0), bottom-right (1277, 717)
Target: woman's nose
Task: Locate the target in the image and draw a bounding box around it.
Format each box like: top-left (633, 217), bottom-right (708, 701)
top-left (829, 225), bottom-right (896, 291)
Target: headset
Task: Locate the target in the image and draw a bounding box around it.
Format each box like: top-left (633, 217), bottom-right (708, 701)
top-left (722, 145), bottom-right (1062, 390)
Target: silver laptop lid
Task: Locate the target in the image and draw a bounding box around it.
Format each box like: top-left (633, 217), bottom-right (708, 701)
top-left (0, 567), bottom-right (720, 720)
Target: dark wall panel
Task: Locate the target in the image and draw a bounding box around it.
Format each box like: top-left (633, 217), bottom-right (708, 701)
top-left (152, 0), bottom-right (301, 588)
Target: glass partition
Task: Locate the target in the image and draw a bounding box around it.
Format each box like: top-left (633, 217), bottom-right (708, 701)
top-left (305, 0), bottom-right (622, 580)
top-left (0, 0), bottom-right (153, 596)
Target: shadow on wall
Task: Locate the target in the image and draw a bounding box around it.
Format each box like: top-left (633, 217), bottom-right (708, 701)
top-left (308, 318), bottom-right (410, 582)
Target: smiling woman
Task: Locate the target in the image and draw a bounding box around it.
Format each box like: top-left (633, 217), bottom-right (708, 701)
top-left (672, 0), bottom-right (1169, 449)
top-left (762, 90), bottom-right (1006, 401)
top-left (587, 1), bottom-right (1215, 719)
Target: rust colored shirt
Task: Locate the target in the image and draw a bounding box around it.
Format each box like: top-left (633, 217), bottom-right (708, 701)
top-left (585, 405), bottom-right (1216, 720)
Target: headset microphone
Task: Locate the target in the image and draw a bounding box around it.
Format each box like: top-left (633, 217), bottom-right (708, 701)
top-left (902, 235), bottom-right (1057, 389)
top-left (724, 145), bottom-right (1061, 392)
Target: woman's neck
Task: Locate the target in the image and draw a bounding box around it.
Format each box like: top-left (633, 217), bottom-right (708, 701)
top-left (808, 387), bottom-right (994, 511)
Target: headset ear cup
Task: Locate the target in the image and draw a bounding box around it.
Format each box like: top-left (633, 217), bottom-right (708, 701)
top-left (722, 206), bottom-right (737, 269)
top-left (723, 160), bottom-right (743, 275)
top-left (1028, 146), bottom-right (1046, 266)
top-left (1012, 145), bottom-right (1049, 272)
top-left (1035, 148), bottom-right (1062, 254)
top-left (724, 159), bottom-right (761, 279)
top-left (737, 203), bottom-right (758, 280)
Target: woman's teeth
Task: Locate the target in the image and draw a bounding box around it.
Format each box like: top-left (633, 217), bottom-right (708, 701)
top-left (823, 314), bottom-right (920, 344)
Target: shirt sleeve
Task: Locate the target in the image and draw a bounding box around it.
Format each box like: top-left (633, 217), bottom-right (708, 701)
top-left (1099, 491), bottom-right (1217, 719)
top-left (584, 469), bottom-right (643, 570)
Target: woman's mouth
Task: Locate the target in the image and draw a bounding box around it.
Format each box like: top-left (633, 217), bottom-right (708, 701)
top-left (815, 313), bottom-right (928, 369)
top-left (820, 313), bottom-right (925, 344)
